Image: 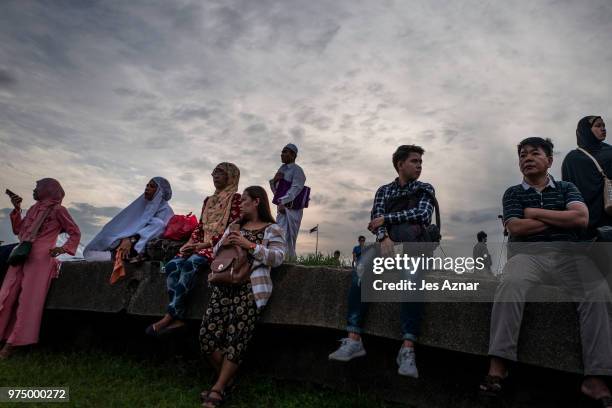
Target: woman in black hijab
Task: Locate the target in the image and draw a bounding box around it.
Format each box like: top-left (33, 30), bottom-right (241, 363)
top-left (562, 116), bottom-right (610, 238)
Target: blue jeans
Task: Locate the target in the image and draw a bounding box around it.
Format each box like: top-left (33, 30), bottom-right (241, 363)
top-left (346, 268), bottom-right (424, 342)
top-left (165, 254), bottom-right (209, 319)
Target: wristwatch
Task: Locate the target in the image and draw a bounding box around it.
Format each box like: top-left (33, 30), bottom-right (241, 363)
top-left (376, 230), bottom-right (388, 242)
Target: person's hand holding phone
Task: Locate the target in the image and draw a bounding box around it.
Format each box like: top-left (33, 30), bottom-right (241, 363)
top-left (180, 242), bottom-right (195, 255)
top-left (6, 189), bottom-right (22, 210)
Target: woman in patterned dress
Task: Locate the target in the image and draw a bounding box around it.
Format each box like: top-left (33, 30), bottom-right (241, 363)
top-left (200, 186), bottom-right (286, 407)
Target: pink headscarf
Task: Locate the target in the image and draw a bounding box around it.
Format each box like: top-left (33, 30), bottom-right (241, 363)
top-left (19, 178), bottom-right (65, 241)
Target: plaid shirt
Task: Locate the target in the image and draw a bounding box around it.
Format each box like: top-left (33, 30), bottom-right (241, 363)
top-left (371, 178), bottom-right (435, 240)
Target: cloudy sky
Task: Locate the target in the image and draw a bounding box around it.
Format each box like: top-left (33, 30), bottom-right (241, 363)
top-left (0, 0), bottom-right (610, 256)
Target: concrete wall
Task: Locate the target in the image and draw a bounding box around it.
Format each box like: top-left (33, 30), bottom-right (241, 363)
top-left (46, 261), bottom-right (583, 374)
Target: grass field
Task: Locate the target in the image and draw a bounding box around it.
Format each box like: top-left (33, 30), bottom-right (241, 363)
top-left (0, 348), bottom-right (398, 407)
top-left (295, 253), bottom-right (349, 267)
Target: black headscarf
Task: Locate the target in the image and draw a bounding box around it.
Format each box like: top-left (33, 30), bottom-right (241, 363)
top-left (562, 115), bottom-right (612, 234)
top-left (576, 115), bottom-right (603, 153)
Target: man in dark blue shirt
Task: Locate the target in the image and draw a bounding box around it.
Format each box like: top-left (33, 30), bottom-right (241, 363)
top-left (351, 236), bottom-right (366, 268)
top-left (480, 138), bottom-right (612, 406)
top-left (329, 145), bottom-right (436, 379)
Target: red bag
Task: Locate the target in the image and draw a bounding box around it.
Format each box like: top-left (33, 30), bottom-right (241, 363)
top-left (162, 212), bottom-right (198, 241)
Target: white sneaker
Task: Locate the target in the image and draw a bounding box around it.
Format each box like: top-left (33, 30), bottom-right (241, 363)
top-left (328, 338), bottom-right (367, 362)
top-left (397, 346), bottom-right (419, 378)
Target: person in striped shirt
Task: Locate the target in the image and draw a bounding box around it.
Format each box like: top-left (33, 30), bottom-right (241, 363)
top-left (199, 186), bottom-right (285, 407)
top-left (480, 137), bottom-right (612, 407)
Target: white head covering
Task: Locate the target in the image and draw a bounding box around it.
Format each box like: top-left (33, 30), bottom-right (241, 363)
top-left (84, 177), bottom-right (174, 258)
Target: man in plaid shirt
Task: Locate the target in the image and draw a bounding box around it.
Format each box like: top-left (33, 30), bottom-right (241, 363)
top-left (329, 145), bottom-right (435, 379)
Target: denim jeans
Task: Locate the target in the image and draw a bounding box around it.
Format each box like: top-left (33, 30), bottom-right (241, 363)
top-left (346, 267), bottom-right (424, 342)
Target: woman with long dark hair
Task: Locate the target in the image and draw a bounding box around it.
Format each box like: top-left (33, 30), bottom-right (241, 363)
top-left (199, 186), bottom-right (285, 407)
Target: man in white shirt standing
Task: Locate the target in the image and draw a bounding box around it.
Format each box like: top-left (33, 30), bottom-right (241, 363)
top-left (270, 143), bottom-right (308, 260)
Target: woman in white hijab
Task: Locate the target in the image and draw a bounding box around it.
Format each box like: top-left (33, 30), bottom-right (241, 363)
top-left (83, 177), bottom-right (174, 262)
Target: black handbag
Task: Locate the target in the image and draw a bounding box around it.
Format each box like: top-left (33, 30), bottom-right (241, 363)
top-left (7, 207), bottom-right (52, 266)
top-left (7, 241), bottom-right (33, 266)
top-left (385, 188), bottom-right (441, 252)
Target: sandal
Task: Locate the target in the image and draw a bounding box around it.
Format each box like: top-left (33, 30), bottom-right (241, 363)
top-left (479, 375), bottom-right (505, 397)
top-left (201, 389), bottom-right (225, 407)
top-left (201, 381), bottom-right (235, 403)
top-left (128, 254), bottom-right (146, 264)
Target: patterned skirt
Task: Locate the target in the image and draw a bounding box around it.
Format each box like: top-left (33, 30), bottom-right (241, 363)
top-left (199, 282), bottom-right (261, 365)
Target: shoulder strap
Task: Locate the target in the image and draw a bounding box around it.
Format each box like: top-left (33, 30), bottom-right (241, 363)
top-left (577, 147), bottom-right (607, 178)
top-left (419, 188), bottom-right (441, 231)
top-left (384, 187), bottom-right (441, 231)
top-left (28, 206), bottom-right (54, 241)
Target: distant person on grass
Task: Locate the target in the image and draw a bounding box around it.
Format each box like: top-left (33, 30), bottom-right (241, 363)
top-left (0, 179), bottom-right (81, 359)
top-left (352, 235), bottom-right (366, 268)
top-left (199, 186), bottom-right (285, 407)
top-left (329, 144), bottom-right (436, 379)
top-left (333, 250), bottom-right (341, 265)
top-left (472, 231), bottom-right (494, 277)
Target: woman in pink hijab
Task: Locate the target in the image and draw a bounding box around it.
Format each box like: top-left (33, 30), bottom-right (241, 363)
top-left (0, 178), bottom-right (80, 359)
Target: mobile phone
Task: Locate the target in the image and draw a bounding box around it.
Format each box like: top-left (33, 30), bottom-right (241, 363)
top-left (229, 223), bottom-right (240, 233)
top-left (5, 189), bottom-right (16, 198)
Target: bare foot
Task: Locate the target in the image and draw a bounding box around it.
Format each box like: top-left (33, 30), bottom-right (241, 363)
top-left (165, 320), bottom-right (185, 330)
top-left (155, 314), bottom-right (174, 330)
top-left (488, 357), bottom-right (508, 378)
top-left (582, 377), bottom-right (612, 407)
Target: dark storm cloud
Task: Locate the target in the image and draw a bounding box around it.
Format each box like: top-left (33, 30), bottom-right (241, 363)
top-left (172, 105), bottom-right (215, 122)
top-left (245, 123), bottom-right (267, 133)
top-left (348, 210), bottom-right (370, 222)
top-left (293, 105), bottom-right (333, 131)
top-left (1, 0), bottom-right (611, 254)
top-left (0, 68), bottom-right (17, 89)
top-left (449, 207), bottom-right (501, 224)
top-left (113, 87), bottom-right (157, 100)
top-left (66, 202), bottom-right (123, 245)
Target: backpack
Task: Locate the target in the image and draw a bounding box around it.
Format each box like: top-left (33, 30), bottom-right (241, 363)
top-left (385, 188), bottom-right (441, 252)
